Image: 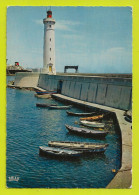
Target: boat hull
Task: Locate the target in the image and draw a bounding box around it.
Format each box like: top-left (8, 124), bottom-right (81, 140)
top-left (65, 125), bottom-right (108, 138)
top-left (36, 91), bottom-right (57, 95)
top-left (39, 146), bottom-right (82, 158)
top-left (80, 120), bottom-right (105, 128)
top-left (49, 105), bottom-right (72, 109)
top-left (80, 114), bottom-right (104, 121)
top-left (66, 111), bottom-right (97, 116)
top-left (48, 141), bottom-right (108, 153)
top-left (36, 103), bottom-right (57, 108)
top-left (125, 116), bottom-right (132, 123)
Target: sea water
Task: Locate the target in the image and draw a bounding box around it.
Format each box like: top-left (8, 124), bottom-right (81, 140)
top-left (6, 76), bottom-right (121, 188)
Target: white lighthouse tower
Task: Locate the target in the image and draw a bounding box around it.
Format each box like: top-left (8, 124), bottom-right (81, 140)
top-left (43, 10), bottom-right (56, 74)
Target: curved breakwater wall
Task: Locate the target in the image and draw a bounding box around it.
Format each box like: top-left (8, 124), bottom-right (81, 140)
top-left (38, 74), bottom-right (132, 110)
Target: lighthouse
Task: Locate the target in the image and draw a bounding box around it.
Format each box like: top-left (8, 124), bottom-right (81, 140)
top-left (43, 10), bottom-right (56, 74)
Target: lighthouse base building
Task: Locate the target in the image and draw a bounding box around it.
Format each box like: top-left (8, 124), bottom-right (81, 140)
top-left (43, 10), bottom-right (56, 75)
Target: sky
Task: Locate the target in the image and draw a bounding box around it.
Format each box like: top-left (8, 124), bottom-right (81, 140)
top-left (7, 6), bottom-right (132, 73)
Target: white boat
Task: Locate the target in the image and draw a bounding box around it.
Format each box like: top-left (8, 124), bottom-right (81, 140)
top-left (80, 120), bottom-right (105, 128)
top-left (66, 111), bottom-right (97, 116)
top-left (49, 105), bottom-right (72, 109)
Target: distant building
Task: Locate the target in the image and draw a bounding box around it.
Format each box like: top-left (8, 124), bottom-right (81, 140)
top-left (6, 62), bottom-right (32, 75)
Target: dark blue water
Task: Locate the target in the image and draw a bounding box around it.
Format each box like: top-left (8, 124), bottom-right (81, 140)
top-left (6, 76), bottom-right (121, 188)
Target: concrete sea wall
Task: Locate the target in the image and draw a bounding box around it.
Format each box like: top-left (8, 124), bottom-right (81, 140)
top-left (38, 74), bottom-right (132, 110)
top-left (14, 72), bottom-right (40, 88)
top-left (14, 72), bottom-right (132, 110)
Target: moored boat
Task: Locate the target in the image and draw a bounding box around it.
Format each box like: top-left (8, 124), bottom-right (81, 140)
top-left (49, 105), bottom-right (72, 109)
top-left (36, 91), bottom-right (57, 95)
top-left (80, 120), bottom-right (105, 128)
top-left (66, 111), bottom-right (97, 116)
top-left (48, 141), bottom-right (108, 153)
top-left (39, 146), bottom-right (82, 157)
top-left (125, 116), bottom-right (132, 123)
top-left (65, 124), bottom-right (108, 137)
top-left (36, 103), bottom-right (57, 108)
top-left (124, 109), bottom-right (132, 123)
top-left (80, 114), bottom-right (104, 121)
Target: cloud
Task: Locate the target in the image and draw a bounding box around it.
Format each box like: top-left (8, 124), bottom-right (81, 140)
top-left (34, 19), bottom-right (43, 26)
top-left (34, 19), bottom-right (81, 33)
top-left (34, 19), bottom-right (80, 32)
top-left (106, 47), bottom-right (125, 53)
top-left (62, 34), bottom-right (83, 40)
top-left (55, 20), bottom-right (81, 31)
top-left (55, 22), bottom-right (70, 31)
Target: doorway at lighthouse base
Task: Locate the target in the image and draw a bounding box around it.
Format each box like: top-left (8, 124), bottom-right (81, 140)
top-left (48, 63), bottom-right (53, 73)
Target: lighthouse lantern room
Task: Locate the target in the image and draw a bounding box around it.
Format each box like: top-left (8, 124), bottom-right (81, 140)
top-left (43, 10), bottom-right (56, 74)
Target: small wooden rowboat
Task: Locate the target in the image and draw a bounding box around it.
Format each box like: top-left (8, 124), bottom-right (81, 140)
top-left (66, 111), bottom-right (97, 116)
top-left (49, 105), bottom-right (72, 109)
top-left (125, 116), bottom-right (132, 123)
top-left (36, 91), bottom-right (57, 95)
top-left (80, 114), bottom-right (104, 121)
top-left (80, 120), bottom-right (105, 128)
top-left (48, 141), bottom-right (108, 153)
top-left (36, 103), bottom-right (57, 108)
top-left (39, 146), bottom-right (82, 157)
top-left (124, 110), bottom-right (132, 123)
top-left (65, 124), bottom-right (108, 137)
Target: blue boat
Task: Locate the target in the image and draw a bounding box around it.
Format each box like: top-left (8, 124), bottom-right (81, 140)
top-left (39, 146), bottom-right (82, 158)
top-left (36, 91), bottom-right (57, 95)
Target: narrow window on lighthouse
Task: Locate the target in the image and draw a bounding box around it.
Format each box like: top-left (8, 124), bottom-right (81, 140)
top-left (50, 58), bottom-right (51, 61)
top-left (50, 48), bottom-right (51, 51)
top-left (49, 25), bottom-right (51, 28)
top-left (50, 38), bottom-right (51, 41)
